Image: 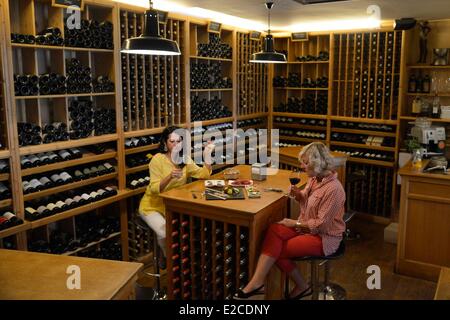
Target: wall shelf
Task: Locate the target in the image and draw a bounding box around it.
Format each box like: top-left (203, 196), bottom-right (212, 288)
top-left (62, 232), bottom-right (122, 256)
top-left (330, 141), bottom-right (396, 152)
top-left (21, 151), bottom-right (117, 176)
top-left (23, 172), bottom-right (118, 202)
top-left (11, 43), bottom-right (114, 53)
top-left (19, 134), bottom-right (118, 156)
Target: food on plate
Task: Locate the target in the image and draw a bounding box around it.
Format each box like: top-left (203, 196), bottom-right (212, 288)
top-left (229, 179), bottom-right (253, 186)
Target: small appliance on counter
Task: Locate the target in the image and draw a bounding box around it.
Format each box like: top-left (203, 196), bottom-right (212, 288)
top-left (410, 117), bottom-right (446, 158)
top-left (251, 163), bottom-right (267, 181)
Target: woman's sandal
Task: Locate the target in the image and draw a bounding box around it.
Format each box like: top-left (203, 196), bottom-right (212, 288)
top-left (233, 284), bottom-right (265, 299)
top-left (285, 286), bottom-right (313, 300)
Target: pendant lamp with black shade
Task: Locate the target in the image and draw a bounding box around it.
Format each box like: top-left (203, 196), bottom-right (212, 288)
top-left (250, 1), bottom-right (286, 63)
top-left (121, 0), bottom-right (181, 56)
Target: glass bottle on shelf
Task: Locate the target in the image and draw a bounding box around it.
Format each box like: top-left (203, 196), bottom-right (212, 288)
top-left (408, 74), bottom-right (417, 93)
top-left (432, 92), bottom-right (441, 118)
top-left (411, 97), bottom-right (422, 116)
top-left (422, 75), bottom-right (431, 93)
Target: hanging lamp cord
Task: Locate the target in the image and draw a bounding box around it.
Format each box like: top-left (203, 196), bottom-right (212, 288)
top-left (266, 2), bottom-right (274, 35)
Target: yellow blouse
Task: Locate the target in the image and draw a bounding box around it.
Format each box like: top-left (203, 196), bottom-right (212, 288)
top-left (139, 153), bottom-right (211, 216)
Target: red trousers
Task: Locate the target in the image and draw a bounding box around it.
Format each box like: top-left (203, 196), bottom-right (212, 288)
top-left (261, 223), bottom-right (324, 273)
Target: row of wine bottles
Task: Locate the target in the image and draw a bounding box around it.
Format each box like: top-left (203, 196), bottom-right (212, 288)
top-left (273, 75), bottom-right (329, 88)
top-left (21, 148), bottom-right (81, 169)
top-left (127, 172), bottom-right (150, 190)
top-left (25, 185), bottom-right (118, 221)
top-left (190, 96), bottom-right (232, 121)
top-left (29, 236), bottom-right (121, 260)
top-left (197, 33), bottom-right (232, 59)
top-left (274, 141), bottom-right (302, 148)
top-left (77, 240), bottom-right (122, 260)
top-left (330, 132), bottom-right (395, 147)
top-left (126, 152), bottom-right (153, 168)
top-left (0, 160), bottom-right (9, 173)
top-left (274, 95), bottom-right (328, 115)
top-left (274, 117), bottom-right (326, 127)
top-left (0, 211), bottom-right (23, 231)
top-left (125, 135), bottom-right (160, 149)
top-left (295, 51), bottom-right (329, 62)
top-left (278, 129), bottom-right (326, 140)
top-left (64, 20), bottom-right (113, 49)
top-left (190, 62), bottom-right (232, 89)
top-left (28, 213), bottom-right (119, 254)
top-left (14, 73), bottom-right (114, 96)
top-left (332, 121), bottom-right (395, 132)
top-left (22, 162), bottom-right (115, 194)
top-left (0, 182), bottom-right (11, 200)
top-left (236, 118), bottom-right (265, 129)
top-left (330, 147), bottom-right (394, 162)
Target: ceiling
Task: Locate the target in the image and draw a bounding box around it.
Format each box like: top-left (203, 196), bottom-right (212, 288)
top-left (166, 0), bottom-right (450, 31)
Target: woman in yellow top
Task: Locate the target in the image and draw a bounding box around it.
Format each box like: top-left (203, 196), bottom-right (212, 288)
top-left (139, 126), bottom-right (214, 264)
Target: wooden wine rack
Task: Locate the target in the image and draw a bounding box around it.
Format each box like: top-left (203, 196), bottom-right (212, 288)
top-left (269, 32), bottom-right (402, 221)
top-left (237, 32), bottom-right (268, 116)
top-left (189, 23), bottom-right (234, 125)
top-left (399, 20), bottom-right (450, 160)
top-left (120, 9), bottom-right (186, 132)
top-left (331, 31), bottom-right (402, 120)
top-left (167, 212), bottom-right (249, 300)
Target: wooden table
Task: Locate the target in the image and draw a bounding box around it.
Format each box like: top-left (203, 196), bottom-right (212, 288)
top-left (0, 249), bottom-right (143, 300)
top-left (396, 160), bottom-right (450, 281)
top-left (160, 165), bottom-right (308, 300)
top-left (435, 267), bottom-right (450, 300)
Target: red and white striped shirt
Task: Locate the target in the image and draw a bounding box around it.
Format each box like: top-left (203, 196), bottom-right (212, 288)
top-left (295, 172), bottom-right (346, 256)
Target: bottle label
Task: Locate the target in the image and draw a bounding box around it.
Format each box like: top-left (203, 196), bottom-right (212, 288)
top-left (104, 163), bottom-right (113, 169)
top-left (25, 207), bottom-right (37, 214)
top-left (90, 192), bottom-right (98, 198)
top-left (51, 174), bottom-right (61, 182)
top-left (81, 194), bottom-right (90, 201)
top-left (73, 196), bottom-right (82, 202)
top-left (65, 198), bottom-right (74, 206)
top-left (131, 180), bottom-right (139, 187)
top-left (39, 177), bottom-right (51, 184)
top-left (3, 212), bottom-right (16, 220)
top-left (97, 189), bottom-right (106, 196)
top-left (55, 201), bottom-right (66, 209)
top-left (60, 172), bottom-right (72, 181)
top-left (37, 206), bottom-right (48, 214)
top-left (47, 203), bottom-right (57, 210)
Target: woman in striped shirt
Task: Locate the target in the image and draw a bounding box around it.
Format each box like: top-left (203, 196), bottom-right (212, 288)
top-left (234, 142), bottom-right (346, 300)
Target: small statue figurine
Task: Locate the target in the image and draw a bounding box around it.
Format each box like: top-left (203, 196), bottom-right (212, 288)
top-left (418, 20), bottom-right (431, 64)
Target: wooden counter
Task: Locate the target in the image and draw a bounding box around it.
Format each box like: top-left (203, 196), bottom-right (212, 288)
top-left (396, 160), bottom-right (450, 281)
top-left (160, 165), bottom-right (308, 300)
top-left (0, 249), bottom-right (143, 300)
top-left (273, 147), bottom-right (347, 185)
top-left (435, 267), bottom-right (450, 300)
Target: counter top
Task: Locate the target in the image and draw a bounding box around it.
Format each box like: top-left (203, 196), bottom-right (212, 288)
top-left (0, 249), bottom-right (143, 300)
top-left (398, 159), bottom-right (450, 181)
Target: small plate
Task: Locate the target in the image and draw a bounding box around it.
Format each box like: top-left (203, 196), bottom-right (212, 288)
top-left (205, 180), bottom-right (225, 187)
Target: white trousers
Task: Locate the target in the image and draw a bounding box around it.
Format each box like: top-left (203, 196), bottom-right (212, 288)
top-left (139, 211), bottom-right (166, 256)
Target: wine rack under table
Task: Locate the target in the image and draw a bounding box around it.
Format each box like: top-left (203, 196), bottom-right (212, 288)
top-left (162, 165), bottom-right (294, 300)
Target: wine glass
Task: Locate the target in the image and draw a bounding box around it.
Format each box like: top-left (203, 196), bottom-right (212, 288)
top-left (286, 169), bottom-right (301, 199)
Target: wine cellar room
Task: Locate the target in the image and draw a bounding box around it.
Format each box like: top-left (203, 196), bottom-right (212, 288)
top-left (0, 0), bottom-right (450, 302)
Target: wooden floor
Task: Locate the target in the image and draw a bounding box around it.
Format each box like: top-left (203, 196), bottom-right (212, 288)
top-left (330, 217), bottom-right (436, 300)
top-left (136, 217), bottom-right (437, 300)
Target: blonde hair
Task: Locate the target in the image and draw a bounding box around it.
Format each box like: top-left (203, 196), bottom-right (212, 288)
top-left (299, 142), bottom-right (335, 177)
